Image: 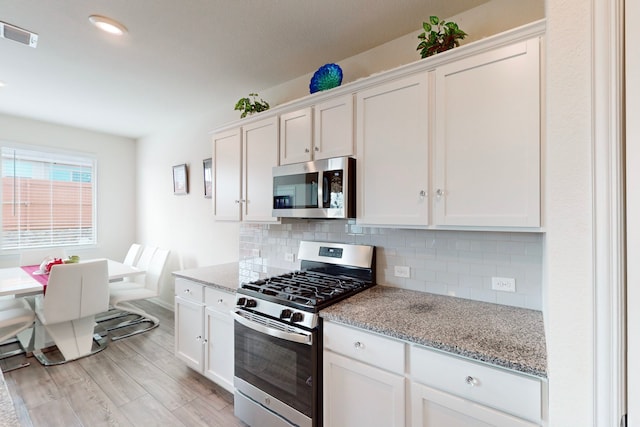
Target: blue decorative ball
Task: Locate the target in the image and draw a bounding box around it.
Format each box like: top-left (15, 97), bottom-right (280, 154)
top-left (309, 63), bottom-right (343, 94)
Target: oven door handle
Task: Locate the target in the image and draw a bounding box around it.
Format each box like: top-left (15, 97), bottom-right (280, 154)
top-left (232, 311), bottom-right (313, 345)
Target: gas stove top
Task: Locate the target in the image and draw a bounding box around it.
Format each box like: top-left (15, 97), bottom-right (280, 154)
top-left (240, 270), bottom-right (372, 308)
top-left (236, 241), bottom-right (376, 329)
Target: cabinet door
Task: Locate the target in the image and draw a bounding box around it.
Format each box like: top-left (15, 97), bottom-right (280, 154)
top-left (433, 37), bottom-right (541, 227)
top-left (212, 128), bottom-right (242, 221)
top-left (323, 350), bottom-right (405, 427)
top-left (243, 116), bottom-right (279, 222)
top-left (356, 73), bottom-right (430, 226)
top-left (411, 382), bottom-right (539, 427)
top-left (174, 296), bottom-right (204, 372)
top-left (204, 307), bottom-right (235, 393)
top-left (280, 107), bottom-right (313, 165)
top-left (313, 94), bottom-right (354, 160)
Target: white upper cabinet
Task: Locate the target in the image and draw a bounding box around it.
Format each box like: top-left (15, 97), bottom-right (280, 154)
top-left (242, 116), bottom-right (279, 222)
top-left (313, 94), bottom-right (354, 160)
top-left (212, 116), bottom-right (279, 222)
top-left (279, 107), bottom-right (313, 165)
top-left (432, 37), bottom-right (541, 227)
top-left (356, 72), bottom-right (430, 226)
top-left (280, 95), bottom-right (354, 165)
top-left (212, 128), bottom-right (242, 221)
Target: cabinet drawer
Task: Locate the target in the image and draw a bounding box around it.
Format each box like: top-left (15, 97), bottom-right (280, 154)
top-left (205, 287), bottom-right (235, 313)
top-left (323, 321), bottom-right (404, 374)
top-left (410, 345), bottom-right (542, 423)
top-left (175, 278), bottom-right (204, 303)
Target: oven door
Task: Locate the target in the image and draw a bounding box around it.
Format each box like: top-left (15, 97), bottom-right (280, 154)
top-left (232, 309), bottom-right (317, 427)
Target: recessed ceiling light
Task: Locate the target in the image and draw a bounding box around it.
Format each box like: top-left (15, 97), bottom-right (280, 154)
top-left (88, 15), bottom-right (127, 36)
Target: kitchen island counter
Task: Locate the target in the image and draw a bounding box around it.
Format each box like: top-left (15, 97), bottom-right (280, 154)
top-left (172, 262), bottom-right (238, 293)
top-left (320, 285), bottom-right (546, 378)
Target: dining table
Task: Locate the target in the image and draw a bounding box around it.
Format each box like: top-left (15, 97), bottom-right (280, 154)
top-left (0, 258), bottom-right (145, 297)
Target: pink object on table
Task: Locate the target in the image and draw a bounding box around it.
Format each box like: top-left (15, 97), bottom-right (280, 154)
top-left (21, 264), bottom-right (49, 293)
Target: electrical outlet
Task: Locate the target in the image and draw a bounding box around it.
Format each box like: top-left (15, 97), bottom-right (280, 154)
top-left (491, 277), bottom-right (516, 292)
top-left (394, 266), bottom-right (410, 278)
top-left (284, 253), bottom-right (295, 262)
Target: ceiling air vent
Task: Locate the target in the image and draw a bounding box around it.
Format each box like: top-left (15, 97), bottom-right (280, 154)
top-left (0, 21), bottom-right (38, 48)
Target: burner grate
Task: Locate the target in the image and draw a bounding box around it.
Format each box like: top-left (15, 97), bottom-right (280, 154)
top-left (241, 271), bottom-right (370, 307)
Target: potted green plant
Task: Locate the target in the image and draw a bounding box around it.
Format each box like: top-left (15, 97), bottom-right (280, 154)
top-left (417, 16), bottom-right (467, 58)
top-left (234, 93), bottom-right (270, 118)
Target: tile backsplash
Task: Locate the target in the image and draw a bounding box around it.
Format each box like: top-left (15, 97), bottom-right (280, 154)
top-left (239, 219), bottom-right (542, 310)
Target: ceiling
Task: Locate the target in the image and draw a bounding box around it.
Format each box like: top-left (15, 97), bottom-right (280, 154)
top-left (0, 0), bottom-right (489, 139)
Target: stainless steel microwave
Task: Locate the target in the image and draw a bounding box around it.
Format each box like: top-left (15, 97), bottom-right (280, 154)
top-left (272, 156), bottom-right (355, 219)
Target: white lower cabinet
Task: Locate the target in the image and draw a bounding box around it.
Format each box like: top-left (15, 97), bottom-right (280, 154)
top-left (323, 321), bottom-right (406, 427)
top-left (322, 321), bottom-right (546, 427)
top-left (174, 278), bottom-right (235, 393)
top-left (409, 345), bottom-right (545, 427)
top-left (203, 287), bottom-right (235, 393)
top-left (174, 279), bottom-right (205, 371)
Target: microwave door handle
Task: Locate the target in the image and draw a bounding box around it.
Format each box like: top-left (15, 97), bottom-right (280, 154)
top-left (322, 174), bottom-right (329, 205)
top-left (232, 311), bottom-right (313, 345)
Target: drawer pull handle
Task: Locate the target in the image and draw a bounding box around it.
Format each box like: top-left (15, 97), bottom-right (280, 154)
top-left (465, 376), bottom-right (478, 387)
top-left (354, 341), bottom-right (364, 350)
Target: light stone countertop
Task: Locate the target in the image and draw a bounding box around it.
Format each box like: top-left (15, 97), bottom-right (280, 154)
top-left (172, 262), bottom-right (239, 293)
top-left (320, 286), bottom-right (547, 379)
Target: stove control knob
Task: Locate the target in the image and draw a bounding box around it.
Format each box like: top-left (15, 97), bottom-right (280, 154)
top-left (236, 297), bottom-right (246, 306)
top-left (245, 299), bottom-right (257, 308)
top-left (291, 312), bottom-right (304, 323)
top-left (280, 309), bottom-right (293, 319)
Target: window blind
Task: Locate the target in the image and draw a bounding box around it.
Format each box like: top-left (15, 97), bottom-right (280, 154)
top-left (1, 146), bottom-right (96, 250)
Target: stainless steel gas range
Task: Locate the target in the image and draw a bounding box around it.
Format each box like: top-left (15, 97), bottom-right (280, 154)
top-left (232, 240), bottom-right (376, 427)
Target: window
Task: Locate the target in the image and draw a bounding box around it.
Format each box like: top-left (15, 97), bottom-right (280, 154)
top-left (1, 146), bottom-right (97, 250)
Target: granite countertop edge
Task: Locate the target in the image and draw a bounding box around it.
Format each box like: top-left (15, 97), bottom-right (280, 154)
top-left (320, 286), bottom-right (547, 379)
top-left (172, 262), bottom-right (239, 293)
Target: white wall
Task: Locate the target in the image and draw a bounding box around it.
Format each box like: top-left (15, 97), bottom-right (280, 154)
top-left (0, 113), bottom-right (137, 263)
top-left (545, 0), bottom-right (596, 425)
top-left (136, 114), bottom-right (241, 306)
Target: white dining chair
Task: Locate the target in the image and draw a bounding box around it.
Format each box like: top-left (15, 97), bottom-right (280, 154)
top-left (106, 248), bottom-right (170, 340)
top-left (0, 298), bottom-right (35, 371)
top-left (32, 259), bottom-right (110, 365)
top-left (123, 243), bottom-right (143, 266)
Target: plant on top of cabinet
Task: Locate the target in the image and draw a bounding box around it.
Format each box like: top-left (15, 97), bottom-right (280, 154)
top-left (234, 93), bottom-right (270, 118)
top-left (417, 16), bottom-right (467, 58)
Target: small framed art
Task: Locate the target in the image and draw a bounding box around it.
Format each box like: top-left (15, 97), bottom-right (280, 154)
top-left (203, 158), bottom-right (212, 198)
top-left (173, 163), bottom-right (188, 195)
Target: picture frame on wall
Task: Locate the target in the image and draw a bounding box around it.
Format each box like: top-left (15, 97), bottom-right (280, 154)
top-left (203, 158), bottom-right (212, 198)
top-left (173, 163), bottom-right (188, 195)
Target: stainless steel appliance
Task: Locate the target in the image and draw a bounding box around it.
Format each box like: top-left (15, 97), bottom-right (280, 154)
top-left (233, 241), bottom-right (376, 427)
top-left (272, 156), bottom-right (355, 219)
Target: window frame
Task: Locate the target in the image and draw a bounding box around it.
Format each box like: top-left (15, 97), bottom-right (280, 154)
top-left (0, 142), bottom-right (98, 251)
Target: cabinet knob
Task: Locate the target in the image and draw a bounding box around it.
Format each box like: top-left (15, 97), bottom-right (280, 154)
top-left (202, 339), bottom-right (208, 345)
top-left (195, 335), bottom-right (202, 341)
top-left (465, 376), bottom-right (478, 387)
top-left (234, 200), bottom-right (241, 204)
top-left (314, 146), bottom-right (319, 151)
top-left (217, 298), bottom-right (224, 304)
top-left (305, 148), bottom-right (310, 153)
top-left (419, 190), bottom-right (426, 198)
top-left (354, 341), bottom-right (364, 350)
top-left (184, 289), bottom-right (191, 294)
top-left (436, 188), bottom-right (445, 198)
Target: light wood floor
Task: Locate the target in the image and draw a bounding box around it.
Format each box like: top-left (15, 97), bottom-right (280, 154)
top-left (1, 300), bottom-right (248, 427)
